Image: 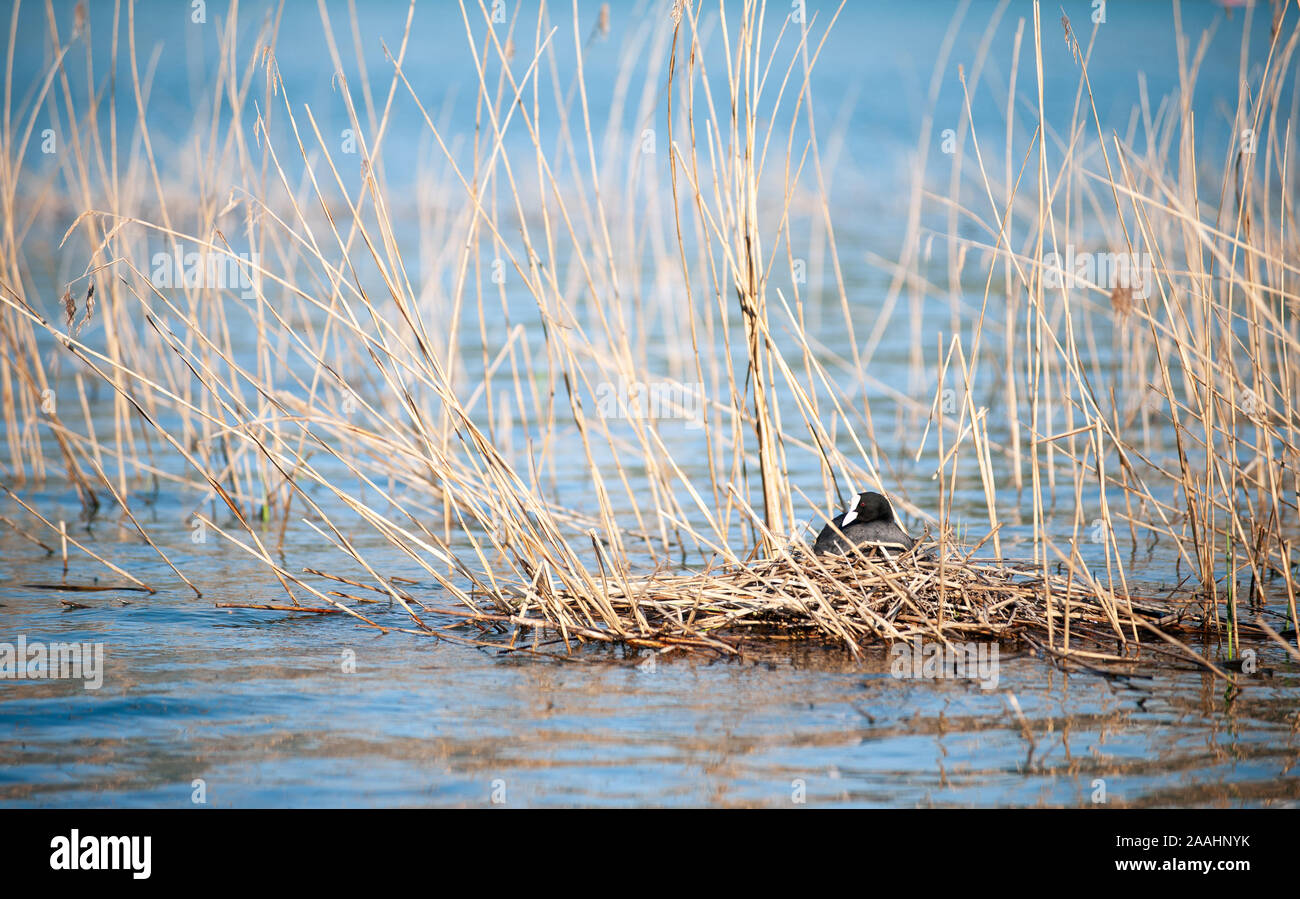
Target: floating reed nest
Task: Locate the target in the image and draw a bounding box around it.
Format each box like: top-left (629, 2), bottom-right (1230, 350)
top-left (222, 544), bottom-right (1291, 679)
top-left (481, 545), bottom-right (1273, 676)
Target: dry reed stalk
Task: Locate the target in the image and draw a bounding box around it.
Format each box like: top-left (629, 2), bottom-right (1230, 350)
top-left (0, 1), bottom-right (1296, 678)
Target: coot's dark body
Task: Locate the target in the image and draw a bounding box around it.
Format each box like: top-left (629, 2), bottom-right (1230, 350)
top-left (814, 491), bottom-right (914, 555)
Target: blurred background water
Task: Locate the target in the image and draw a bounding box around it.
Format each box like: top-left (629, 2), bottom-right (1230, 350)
top-left (1, 0), bottom-right (1297, 807)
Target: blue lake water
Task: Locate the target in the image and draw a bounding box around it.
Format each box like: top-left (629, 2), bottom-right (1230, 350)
top-left (2, 0), bottom-right (1298, 806)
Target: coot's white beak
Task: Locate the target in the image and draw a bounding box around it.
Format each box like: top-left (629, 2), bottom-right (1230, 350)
top-left (840, 506), bottom-right (859, 527)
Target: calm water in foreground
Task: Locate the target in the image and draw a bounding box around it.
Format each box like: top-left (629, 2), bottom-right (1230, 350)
top-left (3, 502), bottom-right (1298, 808)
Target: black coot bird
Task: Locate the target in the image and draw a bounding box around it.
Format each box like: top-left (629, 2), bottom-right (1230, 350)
top-left (814, 491), bottom-right (915, 555)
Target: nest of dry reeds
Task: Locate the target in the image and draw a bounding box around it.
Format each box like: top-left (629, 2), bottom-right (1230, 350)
top-left (473, 544), bottom-right (1235, 669)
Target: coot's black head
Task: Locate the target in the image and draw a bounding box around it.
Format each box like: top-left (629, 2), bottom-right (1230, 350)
top-left (843, 491), bottom-right (895, 527)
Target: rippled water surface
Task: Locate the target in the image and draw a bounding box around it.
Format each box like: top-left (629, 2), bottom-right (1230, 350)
top-left (3, 509), bottom-right (1298, 808)
top-left (3, 0), bottom-right (1299, 806)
